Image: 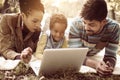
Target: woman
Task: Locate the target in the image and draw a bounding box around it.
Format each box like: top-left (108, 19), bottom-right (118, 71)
top-left (0, 0), bottom-right (44, 63)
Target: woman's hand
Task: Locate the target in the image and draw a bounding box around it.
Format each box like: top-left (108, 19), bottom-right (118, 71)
top-left (20, 47), bottom-right (33, 63)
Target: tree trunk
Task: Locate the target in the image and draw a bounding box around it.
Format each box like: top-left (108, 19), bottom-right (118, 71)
top-left (111, 9), bottom-right (116, 20)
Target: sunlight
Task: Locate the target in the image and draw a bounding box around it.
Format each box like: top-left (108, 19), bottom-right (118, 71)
top-left (42, 0), bottom-right (84, 18)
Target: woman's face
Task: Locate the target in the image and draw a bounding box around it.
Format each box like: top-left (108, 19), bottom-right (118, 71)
top-left (22, 10), bottom-right (44, 32)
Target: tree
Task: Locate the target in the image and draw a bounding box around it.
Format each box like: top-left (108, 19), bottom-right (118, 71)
top-left (107, 0), bottom-right (120, 20)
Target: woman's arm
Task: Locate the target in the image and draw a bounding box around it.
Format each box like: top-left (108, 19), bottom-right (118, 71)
top-left (0, 14), bottom-right (20, 59)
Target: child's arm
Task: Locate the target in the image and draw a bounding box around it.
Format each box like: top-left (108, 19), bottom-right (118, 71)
top-left (34, 33), bottom-right (47, 59)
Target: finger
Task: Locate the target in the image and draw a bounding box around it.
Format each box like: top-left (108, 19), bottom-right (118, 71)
top-left (22, 50), bottom-right (29, 53)
top-left (22, 53), bottom-right (27, 59)
top-left (105, 61), bottom-right (114, 71)
top-left (22, 49), bottom-right (32, 56)
top-left (97, 67), bottom-right (113, 76)
top-left (22, 53), bottom-right (31, 59)
top-left (26, 47), bottom-right (33, 53)
top-left (97, 70), bottom-right (104, 75)
top-left (101, 61), bottom-right (109, 67)
top-left (97, 71), bottom-right (112, 76)
top-left (97, 64), bottom-right (113, 73)
top-left (106, 61), bottom-right (111, 66)
top-left (106, 61), bottom-right (113, 69)
top-left (101, 61), bottom-right (110, 70)
top-left (23, 47), bottom-right (32, 53)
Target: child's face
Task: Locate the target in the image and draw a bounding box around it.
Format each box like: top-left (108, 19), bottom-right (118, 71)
top-left (51, 23), bottom-right (66, 42)
top-left (22, 10), bottom-right (44, 32)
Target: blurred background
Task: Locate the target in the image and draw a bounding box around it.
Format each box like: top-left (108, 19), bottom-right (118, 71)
top-left (0, 0), bottom-right (120, 21)
top-left (42, 0), bottom-right (120, 22)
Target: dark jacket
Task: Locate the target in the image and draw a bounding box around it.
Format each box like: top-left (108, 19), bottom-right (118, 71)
top-left (0, 13), bottom-right (40, 59)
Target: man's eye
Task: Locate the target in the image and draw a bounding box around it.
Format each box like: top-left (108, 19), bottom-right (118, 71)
top-left (90, 24), bottom-right (95, 27)
top-left (83, 21), bottom-right (86, 24)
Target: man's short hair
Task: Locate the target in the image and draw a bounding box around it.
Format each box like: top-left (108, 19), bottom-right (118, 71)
top-left (81, 0), bottom-right (108, 21)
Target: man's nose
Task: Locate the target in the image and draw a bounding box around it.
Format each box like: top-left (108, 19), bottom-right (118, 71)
top-left (85, 25), bottom-right (90, 30)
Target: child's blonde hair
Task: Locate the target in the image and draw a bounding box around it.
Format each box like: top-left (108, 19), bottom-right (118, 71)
top-left (50, 14), bottom-right (67, 30)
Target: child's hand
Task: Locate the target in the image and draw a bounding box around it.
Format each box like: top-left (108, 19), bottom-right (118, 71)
top-left (20, 47), bottom-right (33, 63)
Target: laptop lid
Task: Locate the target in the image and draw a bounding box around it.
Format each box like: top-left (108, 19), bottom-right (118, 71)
top-left (39, 48), bottom-right (88, 75)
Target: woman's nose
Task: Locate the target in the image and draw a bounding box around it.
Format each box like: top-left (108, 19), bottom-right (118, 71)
top-left (35, 23), bottom-right (41, 28)
top-left (35, 23), bottom-right (41, 31)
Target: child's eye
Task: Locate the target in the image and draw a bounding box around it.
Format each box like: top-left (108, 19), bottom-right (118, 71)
top-left (54, 30), bottom-right (58, 33)
top-left (32, 20), bottom-right (37, 23)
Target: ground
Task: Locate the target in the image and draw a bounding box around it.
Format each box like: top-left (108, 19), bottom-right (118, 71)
top-left (0, 67), bottom-right (120, 80)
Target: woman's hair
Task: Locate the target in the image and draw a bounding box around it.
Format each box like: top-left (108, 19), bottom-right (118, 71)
top-left (19, 0), bottom-right (44, 16)
top-left (50, 14), bottom-right (67, 30)
top-left (81, 0), bottom-right (108, 21)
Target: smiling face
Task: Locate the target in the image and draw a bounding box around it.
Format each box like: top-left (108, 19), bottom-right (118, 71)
top-left (51, 23), bottom-right (66, 42)
top-left (22, 10), bottom-right (44, 32)
top-left (83, 18), bottom-right (106, 36)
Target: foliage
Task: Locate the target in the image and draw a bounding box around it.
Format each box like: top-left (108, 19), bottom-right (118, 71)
top-left (0, 0), bottom-right (19, 13)
top-left (107, 0), bottom-right (120, 12)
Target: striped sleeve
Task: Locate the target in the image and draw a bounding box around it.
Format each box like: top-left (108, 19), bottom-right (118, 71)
top-left (104, 23), bottom-right (120, 67)
top-left (105, 23), bottom-right (120, 58)
top-left (68, 18), bottom-right (84, 48)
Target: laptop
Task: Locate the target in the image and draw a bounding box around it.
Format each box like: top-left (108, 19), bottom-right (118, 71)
top-left (39, 48), bottom-right (88, 76)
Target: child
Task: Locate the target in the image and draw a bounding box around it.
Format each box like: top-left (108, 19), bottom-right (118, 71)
top-left (34, 14), bottom-right (68, 59)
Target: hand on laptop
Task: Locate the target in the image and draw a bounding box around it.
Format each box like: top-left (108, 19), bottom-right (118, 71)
top-left (96, 61), bottom-right (114, 76)
top-left (21, 47), bottom-right (33, 63)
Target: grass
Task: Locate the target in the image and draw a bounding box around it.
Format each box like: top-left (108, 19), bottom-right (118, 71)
top-left (0, 67), bottom-right (120, 80)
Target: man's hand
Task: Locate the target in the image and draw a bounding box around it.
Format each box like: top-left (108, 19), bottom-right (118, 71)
top-left (20, 47), bottom-right (33, 63)
top-left (96, 61), bottom-right (114, 76)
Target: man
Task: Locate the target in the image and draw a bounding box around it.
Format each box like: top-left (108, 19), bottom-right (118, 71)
top-left (69, 0), bottom-right (120, 76)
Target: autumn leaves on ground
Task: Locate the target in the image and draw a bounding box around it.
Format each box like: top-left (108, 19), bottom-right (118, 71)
top-left (0, 66), bottom-right (120, 80)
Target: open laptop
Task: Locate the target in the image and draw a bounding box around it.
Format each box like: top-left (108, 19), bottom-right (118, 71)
top-left (39, 48), bottom-right (88, 76)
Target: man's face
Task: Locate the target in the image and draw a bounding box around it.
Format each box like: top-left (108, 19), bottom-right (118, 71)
top-left (83, 19), bottom-right (105, 36)
top-left (51, 23), bottom-right (66, 42)
top-left (22, 10), bottom-right (44, 32)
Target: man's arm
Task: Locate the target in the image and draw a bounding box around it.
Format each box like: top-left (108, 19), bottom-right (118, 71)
top-left (69, 18), bottom-right (84, 48)
top-left (104, 23), bottom-right (120, 68)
